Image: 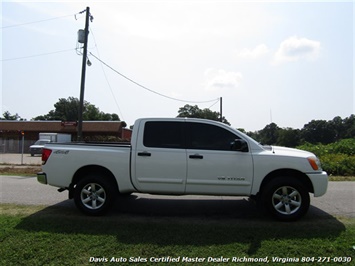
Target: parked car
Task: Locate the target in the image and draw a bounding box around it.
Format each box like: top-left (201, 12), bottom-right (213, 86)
top-left (30, 139), bottom-right (51, 156)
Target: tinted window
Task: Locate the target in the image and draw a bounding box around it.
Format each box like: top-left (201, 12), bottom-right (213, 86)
top-left (188, 122), bottom-right (239, 151)
top-left (143, 122), bottom-right (184, 148)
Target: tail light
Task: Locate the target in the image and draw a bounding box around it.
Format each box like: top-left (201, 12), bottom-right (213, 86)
top-left (42, 148), bottom-right (52, 165)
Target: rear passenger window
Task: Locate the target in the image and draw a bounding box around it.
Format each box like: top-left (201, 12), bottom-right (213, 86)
top-left (143, 122), bottom-right (184, 149)
top-left (188, 122), bottom-right (238, 151)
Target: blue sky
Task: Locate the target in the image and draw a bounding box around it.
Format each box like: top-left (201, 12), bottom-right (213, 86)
top-left (1, 0), bottom-right (354, 131)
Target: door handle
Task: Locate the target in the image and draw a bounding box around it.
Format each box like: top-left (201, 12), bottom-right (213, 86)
top-left (138, 152), bottom-right (151, 157)
top-left (189, 154), bottom-right (203, 159)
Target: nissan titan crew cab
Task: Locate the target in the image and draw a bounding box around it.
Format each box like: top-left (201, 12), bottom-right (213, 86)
top-left (37, 118), bottom-right (328, 221)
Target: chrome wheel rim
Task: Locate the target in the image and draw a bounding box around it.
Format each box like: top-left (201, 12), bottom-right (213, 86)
top-left (80, 183), bottom-right (106, 210)
top-left (272, 186), bottom-right (301, 215)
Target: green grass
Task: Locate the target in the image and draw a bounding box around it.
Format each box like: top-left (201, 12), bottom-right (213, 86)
top-left (329, 176), bottom-right (355, 181)
top-left (1, 204), bottom-right (354, 265)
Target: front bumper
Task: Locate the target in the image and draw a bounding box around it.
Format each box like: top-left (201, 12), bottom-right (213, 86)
top-left (37, 172), bottom-right (47, 184)
top-left (30, 148), bottom-right (43, 155)
top-left (307, 171), bottom-right (328, 197)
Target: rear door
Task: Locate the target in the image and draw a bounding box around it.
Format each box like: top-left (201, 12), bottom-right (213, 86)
top-left (186, 122), bottom-right (253, 195)
top-left (132, 120), bottom-right (187, 194)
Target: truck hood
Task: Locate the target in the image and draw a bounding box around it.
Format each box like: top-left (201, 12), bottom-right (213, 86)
top-left (30, 145), bottom-right (45, 149)
top-left (266, 145), bottom-right (314, 158)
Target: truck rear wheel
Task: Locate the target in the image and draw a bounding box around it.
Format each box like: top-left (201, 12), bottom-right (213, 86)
top-left (262, 177), bottom-right (310, 221)
top-left (74, 174), bottom-right (115, 216)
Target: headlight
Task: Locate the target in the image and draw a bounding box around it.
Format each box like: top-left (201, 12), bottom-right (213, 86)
top-left (307, 156), bottom-right (322, 171)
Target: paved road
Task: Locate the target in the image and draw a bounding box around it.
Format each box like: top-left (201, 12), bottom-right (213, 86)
top-left (1, 175), bottom-right (354, 218)
top-left (0, 153), bottom-right (41, 165)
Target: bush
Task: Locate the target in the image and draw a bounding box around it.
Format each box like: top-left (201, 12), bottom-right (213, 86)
top-left (296, 143), bottom-right (327, 157)
top-left (297, 139), bottom-right (355, 176)
top-left (320, 154), bottom-right (355, 176)
top-left (331, 139), bottom-right (355, 156)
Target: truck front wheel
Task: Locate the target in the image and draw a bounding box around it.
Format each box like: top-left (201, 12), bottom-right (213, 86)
top-left (262, 177), bottom-right (310, 221)
top-left (74, 174), bottom-right (115, 216)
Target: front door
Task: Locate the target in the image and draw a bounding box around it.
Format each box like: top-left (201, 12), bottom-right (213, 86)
top-left (186, 122), bottom-right (253, 195)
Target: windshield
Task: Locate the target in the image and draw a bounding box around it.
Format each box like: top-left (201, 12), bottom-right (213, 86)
top-left (34, 140), bottom-right (50, 145)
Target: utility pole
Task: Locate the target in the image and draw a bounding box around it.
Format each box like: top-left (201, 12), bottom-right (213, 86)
top-left (21, 131), bottom-right (24, 165)
top-left (220, 97), bottom-right (223, 122)
top-left (77, 7), bottom-right (91, 141)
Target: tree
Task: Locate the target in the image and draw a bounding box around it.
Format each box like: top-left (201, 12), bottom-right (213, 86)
top-left (302, 119), bottom-right (337, 144)
top-left (258, 123), bottom-right (280, 145)
top-left (33, 97), bottom-right (120, 121)
top-left (177, 104), bottom-right (230, 125)
top-left (331, 116), bottom-right (345, 141)
top-left (342, 114), bottom-right (355, 139)
top-left (1, 111), bottom-right (22, 120)
top-left (277, 128), bottom-right (301, 147)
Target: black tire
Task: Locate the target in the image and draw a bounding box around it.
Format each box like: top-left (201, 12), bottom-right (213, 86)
top-left (74, 174), bottom-right (116, 216)
top-left (262, 177), bottom-right (310, 221)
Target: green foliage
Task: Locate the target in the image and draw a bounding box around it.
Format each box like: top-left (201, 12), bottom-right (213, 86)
top-left (177, 104), bottom-right (230, 125)
top-left (255, 123), bottom-right (280, 145)
top-left (277, 128), bottom-right (301, 147)
top-left (302, 119), bottom-right (337, 144)
top-left (331, 139), bottom-right (355, 156)
top-left (297, 139), bottom-right (355, 176)
top-left (33, 97), bottom-right (120, 121)
top-left (248, 115), bottom-right (354, 147)
top-left (297, 139), bottom-right (355, 157)
top-left (1, 111), bottom-right (22, 121)
top-left (296, 143), bottom-right (327, 157)
top-left (320, 154), bottom-right (355, 176)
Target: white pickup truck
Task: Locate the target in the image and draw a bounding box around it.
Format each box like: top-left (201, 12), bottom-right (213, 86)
top-left (37, 118), bottom-right (328, 221)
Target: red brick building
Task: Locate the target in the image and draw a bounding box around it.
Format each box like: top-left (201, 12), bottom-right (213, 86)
top-left (0, 121), bottom-right (131, 153)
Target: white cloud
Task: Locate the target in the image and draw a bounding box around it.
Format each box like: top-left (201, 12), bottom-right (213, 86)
top-left (273, 36), bottom-right (321, 65)
top-left (237, 44), bottom-right (270, 59)
top-left (204, 68), bottom-right (243, 91)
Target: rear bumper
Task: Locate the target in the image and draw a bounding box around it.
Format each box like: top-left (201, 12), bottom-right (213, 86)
top-left (307, 171), bottom-right (328, 197)
top-left (37, 172), bottom-right (47, 185)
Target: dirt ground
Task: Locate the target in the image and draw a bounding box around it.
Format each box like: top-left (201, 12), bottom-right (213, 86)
top-left (0, 165), bottom-right (41, 176)
top-left (0, 153), bottom-right (41, 175)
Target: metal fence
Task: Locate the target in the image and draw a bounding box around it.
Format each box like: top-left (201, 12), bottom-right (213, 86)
top-left (0, 138), bottom-right (34, 153)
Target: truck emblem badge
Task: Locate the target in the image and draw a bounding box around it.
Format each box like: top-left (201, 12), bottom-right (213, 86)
top-left (53, 150), bottom-right (70, 155)
top-left (217, 176), bottom-right (245, 181)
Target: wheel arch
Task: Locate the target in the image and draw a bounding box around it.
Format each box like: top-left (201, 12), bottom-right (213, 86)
top-left (259, 169), bottom-right (314, 195)
top-left (69, 165), bottom-right (119, 198)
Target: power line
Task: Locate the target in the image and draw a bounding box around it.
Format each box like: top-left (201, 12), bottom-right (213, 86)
top-left (1, 14), bottom-right (77, 29)
top-left (1, 48), bottom-right (76, 62)
top-left (208, 99), bottom-right (220, 109)
top-left (89, 52), bottom-right (219, 104)
top-left (89, 26), bottom-right (125, 121)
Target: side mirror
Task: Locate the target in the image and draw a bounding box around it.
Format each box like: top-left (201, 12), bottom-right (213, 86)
top-left (231, 139), bottom-right (249, 152)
